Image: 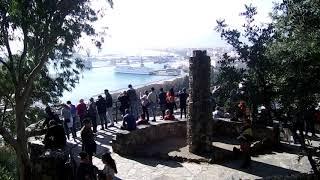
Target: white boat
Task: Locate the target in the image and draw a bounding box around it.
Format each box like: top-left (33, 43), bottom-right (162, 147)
top-left (154, 69), bottom-right (181, 76)
top-left (114, 63), bottom-right (154, 75)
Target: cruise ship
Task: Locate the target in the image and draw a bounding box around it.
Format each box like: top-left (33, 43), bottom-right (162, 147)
top-left (114, 63), bottom-right (154, 75)
top-left (154, 69), bottom-right (181, 76)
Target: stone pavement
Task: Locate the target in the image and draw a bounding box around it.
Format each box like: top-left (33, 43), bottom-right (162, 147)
top-left (67, 116), bottom-right (316, 180)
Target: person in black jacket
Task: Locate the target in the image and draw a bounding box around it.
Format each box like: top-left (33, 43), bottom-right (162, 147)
top-left (77, 151), bottom-right (98, 180)
top-left (88, 98), bottom-right (98, 133)
top-left (96, 95), bottom-right (107, 130)
top-left (104, 89), bottom-right (114, 127)
top-left (117, 91), bottom-right (129, 116)
top-left (178, 88), bottom-right (189, 119)
top-left (43, 120), bottom-right (66, 150)
top-left (43, 106), bottom-right (61, 128)
top-left (158, 88), bottom-right (167, 119)
top-left (81, 119), bottom-right (96, 164)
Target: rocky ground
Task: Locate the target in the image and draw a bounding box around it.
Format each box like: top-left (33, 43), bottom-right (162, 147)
top-left (67, 115), bottom-right (317, 180)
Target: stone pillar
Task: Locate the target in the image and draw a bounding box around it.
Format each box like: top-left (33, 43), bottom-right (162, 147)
top-left (187, 50), bottom-right (212, 153)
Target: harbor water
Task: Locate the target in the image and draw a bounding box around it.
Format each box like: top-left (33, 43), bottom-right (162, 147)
top-left (61, 61), bottom-right (178, 103)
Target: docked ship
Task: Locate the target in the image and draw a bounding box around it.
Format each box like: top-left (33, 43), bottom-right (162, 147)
top-left (114, 63), bottom-right (154, 75)
top-left (153, 68), bottom-right (181, 76)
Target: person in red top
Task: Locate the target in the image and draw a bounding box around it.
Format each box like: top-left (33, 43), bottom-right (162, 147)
top-left (77, 99), bottom-right (87, 128)
top-left (164, 109), bottom-right (175, 120)
top-left (166, 88), bottom-right (176, 116)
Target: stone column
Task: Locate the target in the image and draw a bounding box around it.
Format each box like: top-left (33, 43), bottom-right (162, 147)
top-left (187, 50), bottom-right (212, 153)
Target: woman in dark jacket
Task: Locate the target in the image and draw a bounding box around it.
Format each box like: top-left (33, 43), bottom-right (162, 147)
top-left (117, 91), bottom-right (129, 116)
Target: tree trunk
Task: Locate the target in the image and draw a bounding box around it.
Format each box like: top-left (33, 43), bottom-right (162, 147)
top-left (15, 98), bottom-right (32, 180)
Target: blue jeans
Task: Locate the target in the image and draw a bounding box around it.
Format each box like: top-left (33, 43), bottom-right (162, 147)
top-left (149, 102), bottom-right (157, 120)
top-left (99, 113), bottom-right (107, 128)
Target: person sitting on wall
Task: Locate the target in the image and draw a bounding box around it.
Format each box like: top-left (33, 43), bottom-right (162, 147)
top-left (121, 109), bottom-right (137, 131)
top-left (136, 114), bottom-right (149, 125)
top-left (43, 120), bottom-right (66, 150)
top-left (233, 119), bottom-right (253, 168)
top-left (77, 151), bottom-right (98, 180)
top-left (212, 106), bottom-right (225, 119)
top-left (99, 152), bottom-right (118, 180)
top-left (164, 109), bottom-right (176, 121)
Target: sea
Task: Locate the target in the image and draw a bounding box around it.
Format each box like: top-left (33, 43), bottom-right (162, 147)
top-left (60, 61), bottom-right (177, 104)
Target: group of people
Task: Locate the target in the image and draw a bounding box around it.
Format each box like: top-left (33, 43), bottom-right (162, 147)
top-left (118, 84), bottom-right (189, 131)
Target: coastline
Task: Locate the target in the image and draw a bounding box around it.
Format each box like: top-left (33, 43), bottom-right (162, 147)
top-left (91, 74), bottom-right (189, 100)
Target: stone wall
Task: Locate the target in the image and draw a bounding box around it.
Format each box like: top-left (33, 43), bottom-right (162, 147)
top-left (112, 118), bottom-right (279, 156)
top-left (112, 120), bottom-right (187, 155)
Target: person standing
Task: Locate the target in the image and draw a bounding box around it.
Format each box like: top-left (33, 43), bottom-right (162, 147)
top-left (117, 91), bottom-right (129, 116)
top-left (178, 88), bottom-right (189, 119)
top-left (140, 90), bottom-right (150, 122)
top-left (61, 104), bottom-right (74, 140)
top-left (127, 84), bottom-right (139, 120)
top-left (166, 88), bottom-right (176, 116)
top-left (77, 99), bottom-right (87, 127)
top-left (96, 95), bottom-right (107, 130)
top-left (67, 101), bottom-right (77, 138)
top-left (104, 89), bottom-right (114, 127)
top-left (158, 88), bottom-right (167, 119)
top-left (81, 119), bottom-right (97, 164)
top-left (88, 98), bottom-right (98, 133)
top-left (147, 87), bottom-right (158, 122)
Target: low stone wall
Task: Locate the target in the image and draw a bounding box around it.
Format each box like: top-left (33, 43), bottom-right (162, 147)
top-left (262, 173), bottom-right (318, 180)
top-left (112, 118), bottom-right (279, 156)
top-left (112, 120), bottom-right (187, 155)
top-left (212, 118), bottom-right (277, 141)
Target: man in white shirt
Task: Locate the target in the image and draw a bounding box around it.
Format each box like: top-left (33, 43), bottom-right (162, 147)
top-left (147, 87), bottom-right (158, 122)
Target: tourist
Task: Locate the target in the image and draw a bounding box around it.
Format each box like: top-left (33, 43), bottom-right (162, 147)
top-left (305, 105), bottom-right (316, 137)
top-left (43, 120), bottom-right (66, 150)
top-left (61, 104), bottom-right (74, 140)
top-left (166, 88), bottom-right (176, 116)
top-left (101, 152), bottom-right (118, 180)
top-left (67, 101), bottom-right (77, 137)
top-left (117, 91), bottom-right (129, 116)
top-left (121, 109), bottom-right (136, 131)
top-left (164, 109), bottom-right (175, 121)
top-left (105, 89), bottom-right (114, 127)
top-left (136, 114), bottom-right (149, 125)
top-left (96, 95), bottom-right (108, 130)
top-left (77, 151), bottom-right (98, 180)
top-left (88, 98), bottom-right (98, 133)
top-left (234, 119), bottom-right (253, 168)
top-left (77, 99), bottom-right (87, 127)
top-left (127, 84), bottom-right (139, 119)
top-left (236, 101), bottom-right (247, 121)
top-left (43, 106), bottom-right (61, 127)
top-left (147, 87), bottom-right (158, 122)
top-left (140, 90), bottom-right (150, 122)
top-left (178, 88), bottom-right (189, 119)
top-left (212, 106), bottom-right (225, 119)
top-left (158, 88), bottom-right (167, 119)
top-left (81, 119), bottom-right (97, 163)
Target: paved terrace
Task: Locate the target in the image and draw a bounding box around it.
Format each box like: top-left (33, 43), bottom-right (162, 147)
top-left (65, 113), bottom-right (318, 180)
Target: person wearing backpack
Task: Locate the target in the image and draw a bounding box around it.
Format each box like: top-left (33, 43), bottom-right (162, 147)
top-left (158, 88), bottom-right (167, 119)
top-left (140, 90), bottom-right (150, 122)
top-left (166, 88), bottom-right (175, 116)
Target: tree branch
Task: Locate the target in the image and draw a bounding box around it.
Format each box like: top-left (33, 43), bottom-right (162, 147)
top-left (18, 26), bottom-right (28, 82)
top-left (0, 126), bottom-right (17, 150)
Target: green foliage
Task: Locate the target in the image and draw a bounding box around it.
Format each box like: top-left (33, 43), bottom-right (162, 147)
top-left (215, 4), bottom-right (276, 117)
top-left (0, 146), bottom-right (17, 180)
top-left (0, 0), bottom-right (112, 179)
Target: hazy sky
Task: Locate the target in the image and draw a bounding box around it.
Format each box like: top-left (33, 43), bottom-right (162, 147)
top-left (85, 0), bottom-right (278, 54)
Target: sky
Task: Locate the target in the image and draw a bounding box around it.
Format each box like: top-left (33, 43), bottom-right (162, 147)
top-left (83, 0), bottom-right (279, 54)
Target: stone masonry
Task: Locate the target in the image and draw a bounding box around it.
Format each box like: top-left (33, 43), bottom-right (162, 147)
top-left (187, 50), bottom-right (213, 153)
